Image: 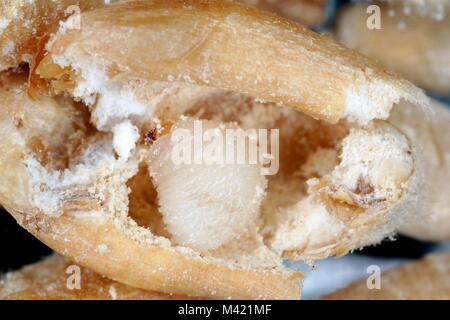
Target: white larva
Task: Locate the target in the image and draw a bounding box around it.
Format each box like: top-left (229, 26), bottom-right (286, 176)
top-left (148, 118), bottom-right (267, 251)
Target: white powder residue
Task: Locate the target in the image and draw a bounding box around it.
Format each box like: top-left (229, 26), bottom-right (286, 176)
top-left (0, 18), bottom-right (11, 32)
top-left (24, 137), bottom-right (132, 216)
top-left (330, 124), bottom-right (413, 202)
top-left (112, 120), bottom-right (139, 161)
top-left (344, 79), bottom-right (399, 124)
top-left (271, 196), bottom-right (345, 253)
top-left (2, 40), bottom-right (15, 56)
